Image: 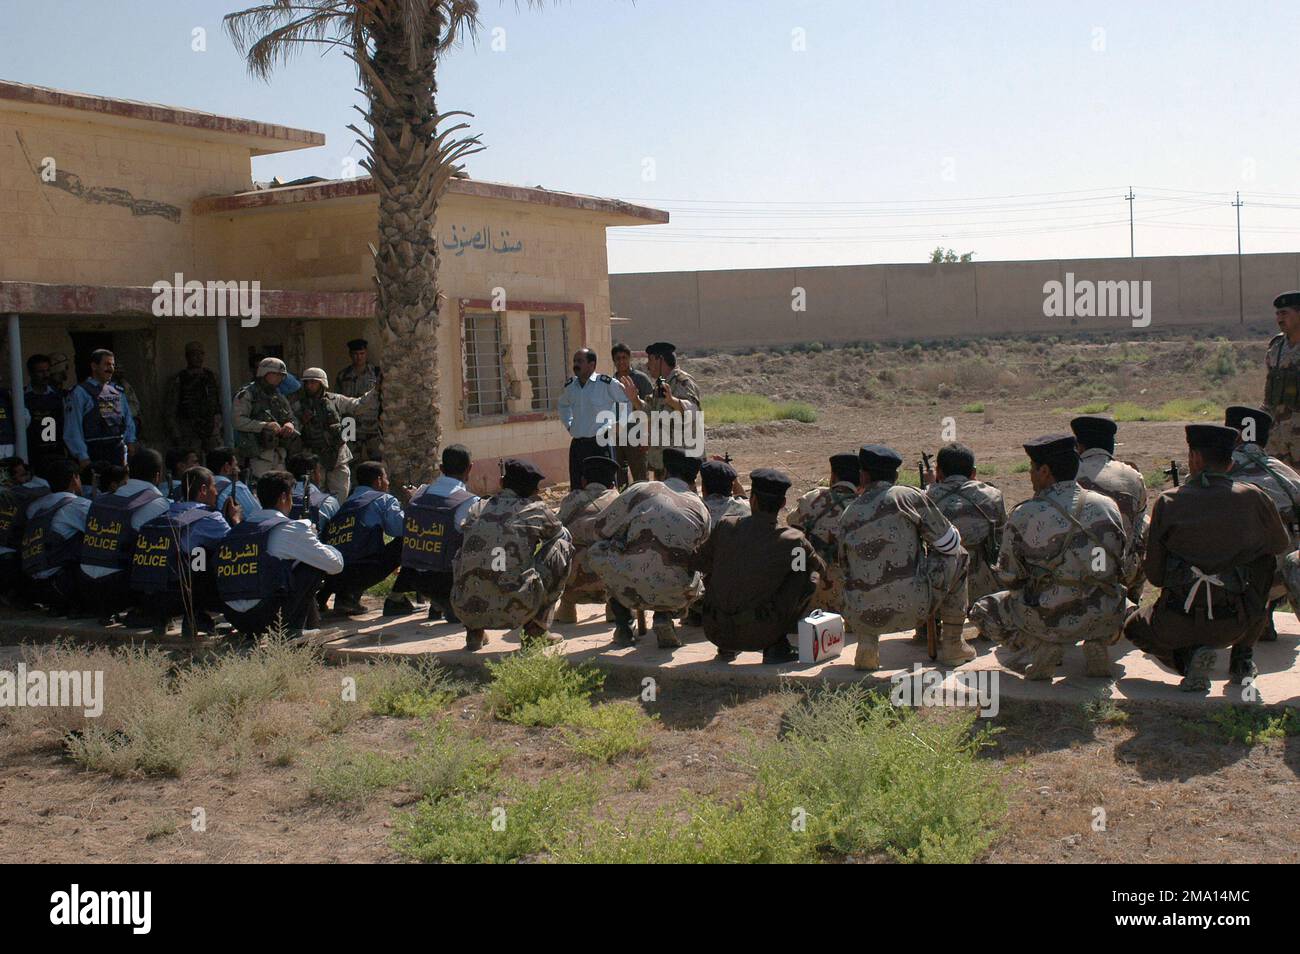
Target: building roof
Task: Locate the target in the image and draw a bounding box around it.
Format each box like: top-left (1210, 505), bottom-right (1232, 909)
top-left (192, 174), bottom-right (670, 225)
top-left (0, 79), bottom-right (323, 155)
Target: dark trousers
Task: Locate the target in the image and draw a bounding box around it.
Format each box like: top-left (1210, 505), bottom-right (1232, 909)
top-left (326, 538), bottom-right (403, 599)
top-left (569, 437), bottom-right (614, 488)
top-left (77, 567), bottom-right (136, 618)
top-left (393, 566), bottom-right (453, 602)
top-left (30, 564), bottom-right (84, 614)
top-left (0, 552), bottom-right (20, 597)
top-left (615, 444), bottom-right (648, 488)
top-left (222, 564), bottom-right (327, 635)
top-left (132, 571), bottom-right (221, 623)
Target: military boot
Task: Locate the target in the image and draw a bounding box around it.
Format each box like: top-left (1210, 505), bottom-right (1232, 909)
top-left (1023, 640), bottom-right (1064, 681)
top-left (1228, 645), bottom-right (1258, 685)
top-left (608, 600), bottom-right (638, 646)
top-left (653, 613), bottom-right (682, 649)
top-left (1180, 646), bottom-right (1216, 692)
top-left (1082, 641), bottom-right (1113, 678)
top-left (936, 622), bottom-right (976, 667)
top-left (853, 634), bottom-right (881, 671)
top-left (911, 623), bottom-right (928, 644)
top-left (521, 620), bottom-right (562, 647)
top-left (464, 629), bottom-right (487, 651)
top-left (553, 598), bottom-right (579, 625)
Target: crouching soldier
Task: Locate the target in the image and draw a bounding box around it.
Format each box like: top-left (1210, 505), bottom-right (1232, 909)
top-left (587, 448), bottom-right (710, 648)
top-left (788, 452), bottom-right (860, 614)
top-left (21, 458), bottom-right (90, 615)
top-left (1072, 415), bottom-right (1148, 606)
top-left (394, 445), bottom-right (480, 623)
top-left (288, 453), bottom-right (339, 534)
top-left (924, 443), bottom-right (1005, 612)
top-left (1125, 424), bottom-right (1290, 691)
top-left (129, 466), bottom-right (233, 637)
top-left (970, 435), bottom-right (1127, 680)
top-left (841, 444), bottom-right (971, 670)
top-left (320, 461), bottom-right (407, 616)
top-left (215, 470), bottom-right (343, 639)
top-left (700, 458), bottom-right (750, 527)
top-left (693, 468), bottom-right (824, 663)
top-left (77, 449), bottom-right (168, 624)
top-left (554, 455), bottom-right (622, 624)
top-left (1224, 405), bottom-right (1300, 642)
top-left (451, 458), bottom-right (573, 650)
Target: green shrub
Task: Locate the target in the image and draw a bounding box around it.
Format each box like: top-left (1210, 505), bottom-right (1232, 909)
top-left (483, 644), bottom-right (604, 726)
top-left (360, 658), bottom-right (465, 718)
top-left (307, 743), bottom-right (405, 803)
top-left (561, 702), bottom-right (657, 763)
top-left (775, 401), bottom-right (818, 423)
top-left (961, 402), bottom-right (985, 414)
top-left (1207, 707), bottom-right (1300, 745)
top-left (702, 394), bottom-right (816, 425)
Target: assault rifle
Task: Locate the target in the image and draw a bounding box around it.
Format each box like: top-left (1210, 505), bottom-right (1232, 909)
top-left (1164, 459), bottom-right (1181, 487)
top-left (918, 452), bottom-right (933, 489)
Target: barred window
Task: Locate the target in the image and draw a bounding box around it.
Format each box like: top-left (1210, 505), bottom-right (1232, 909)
top-left (463, 312), bottom-right (508, 418)
top-left (527, 313), bottom-right (569, 411)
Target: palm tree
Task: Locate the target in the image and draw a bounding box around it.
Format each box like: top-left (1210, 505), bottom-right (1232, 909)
top-left (225, 1), bottom-right (486, 489)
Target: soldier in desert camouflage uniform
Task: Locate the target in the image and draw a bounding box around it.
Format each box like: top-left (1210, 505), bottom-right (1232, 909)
top-left (1071, 415), bottom-right (1148, 605)
top-left (923, 442), bottom-right (1005, 610)
top-left (554, 455), bottom-right (622, 624)
top-left (233, 357), bottom-right (299, 479)
top-left (643, 341), bottom-right (703, 476)
top-left (969, 434), bottom-right (1128, 680)
top-left (451, 458), bottom-right (573, 651)
top-left (587, 448), bottom-right (710, 648)
top-left (1263, 292), bottom-right (1300, 465)
top-left (1225, 405), bottom-right (1300, 641)
top-left (788, 452), bottom-right (860, 614)
top-left (700, 458), bottom-right (750, 528)
top-left (839, 444), bottom-right (971, 670)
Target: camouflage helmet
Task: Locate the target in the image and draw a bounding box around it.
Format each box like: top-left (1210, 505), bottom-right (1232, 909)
top-left (301, 367), bottom-right (329, 387)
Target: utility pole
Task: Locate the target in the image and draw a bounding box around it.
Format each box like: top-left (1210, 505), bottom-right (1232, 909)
top-left (1233, 191), bottom-right (1245, 325)
top-left (1125, 187), bottom-right (1135, 257)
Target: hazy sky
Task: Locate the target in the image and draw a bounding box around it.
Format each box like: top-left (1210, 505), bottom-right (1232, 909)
top-left (4, 0), bottom-right (1298, 273)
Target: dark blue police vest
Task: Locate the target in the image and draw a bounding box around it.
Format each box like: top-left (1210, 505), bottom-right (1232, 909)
top-left (291, 482), bottom-right (329, 525)
top-left (25, 386), bottom-right (64, 455)
top-left (214, 511), bottom-right (291, 602)
top-left (401, 487), bottom-right (473, 573)
top-left (80, 486), bottom-right (162, 571)
top-left (0, 483), bottom-right (52, 547)
top-left (130, 502), bottom-right (222, 594)
top-left (21, 497), bottom-right (81, 576)
top-left (79, 379), bottom-right (127, 462)
top-left (322, 489), bottom-right (385, 562)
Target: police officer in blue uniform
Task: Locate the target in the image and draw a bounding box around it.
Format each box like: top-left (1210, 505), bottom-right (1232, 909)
top-left (129, 466), bottom-right (234, 636)
top-left (64, 349), bottom-right (138, 467)
top-left (23, 354), bottom-right (67, 473)
top-left (287, 453), bottom-right (340, 532)
top-left (21, 458), bottom-right (90, 615)
top-left (557, 348), bottom-right (629, 488)
top-left (393, 444), bottom-right (480, 623)
top-left (320, 461), bottom-right (406, 616)
top-left (207, 447), bottom-right (259, 522)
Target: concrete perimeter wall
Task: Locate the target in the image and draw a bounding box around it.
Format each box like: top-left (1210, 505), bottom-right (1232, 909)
top-left (610, 253), bottom-right (1300, 350)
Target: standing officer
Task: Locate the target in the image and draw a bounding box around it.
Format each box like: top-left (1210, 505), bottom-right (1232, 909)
top-left (292, 367), bottom-right (373, 498)
top-left (336, 338), bottom-right (382, 471)
top-left (610, 343), bottom-right (654, 486)
top-left (64, 349), bottom-right (138, 467)
top-left (233, 357), bottom-right (299, 479)
top-left (163, 342), bottom-right (222, 455)
top-left (24, 354), bottom-right (67, 473)
top-left (1264, 291), bottom-right (1300, 465)
top-left (644, 341), bottom-right (703, 478)
top-left (557, 348), bottom-right (628, 488)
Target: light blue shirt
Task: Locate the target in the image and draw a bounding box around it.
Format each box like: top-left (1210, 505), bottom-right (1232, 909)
top-left (412, 475), bottom-right (479, 531)
top-left (558, 372), bottom-right (629, 440)
top-left (293, 479), bottom-right (340, 531)
top-left (25, 491), bottom-right (91, 579)
top-left (63, 378), bottom-right (137, 461)
top-left (80, 478), bottom-right (168, 578)
top-left (215, 475), bottom-right (259, 516)
top-left (345, 485), bottom-right (405, 537)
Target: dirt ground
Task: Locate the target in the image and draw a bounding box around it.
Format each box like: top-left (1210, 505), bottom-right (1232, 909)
top-left (2, 330), bottom-right (1296, 863)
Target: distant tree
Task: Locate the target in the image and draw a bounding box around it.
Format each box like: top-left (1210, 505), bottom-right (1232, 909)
top-left (929, 247), bottom-right (975, 264)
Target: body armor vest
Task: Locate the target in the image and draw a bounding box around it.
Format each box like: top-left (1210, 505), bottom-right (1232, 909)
top-left (291, 483), bottom-right (330, 525)
top-left (402, 487), bottom-right (473, 573)
top-left (130, 503), bottom-right (223, 594)
top-left (0, 483), bottom-right (52, 547)
top-left (80, 487), bottom-right (161, 571)
top-left (323, 489), bottom-right (385, 562)
top-left (25, 387), bottom-right (65, 458)
top-left (215, 512), bottom-right (291, 602)
top-left (235, 382), bottom-right (294, 458)
top-left (176, 368), bottom-right (217, 427)
top-left (20, 497), bottom-right (81, 576)
top-left (78, 379), bottom-right (127, 462)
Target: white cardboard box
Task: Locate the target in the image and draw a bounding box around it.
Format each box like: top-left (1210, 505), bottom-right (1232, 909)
top-left (794, 610), bottom-right (844, 664)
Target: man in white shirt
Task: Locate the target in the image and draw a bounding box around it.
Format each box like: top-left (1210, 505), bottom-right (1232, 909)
top-left (394, 444), bottom-right (480, 623)
top-left (557, 348), bottom-right (629, 488)
top-left (215, 470), bottom-right (343, 639)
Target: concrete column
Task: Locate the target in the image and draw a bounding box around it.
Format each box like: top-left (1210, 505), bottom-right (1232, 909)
top-left (7, 314), bottom-right (27, 461)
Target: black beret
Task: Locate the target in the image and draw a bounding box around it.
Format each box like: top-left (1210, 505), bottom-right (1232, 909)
top-left (347, 338), bottom-right (369, 351)
top-left (1186, 424), bottom-right (1239, 457)
top-left (1225, 405), bottom-right (1272, 432)
top-left (1070, 415), bottom-right (1117, 445)
top-left (580, 455), bottom-right (620, 484)
top-left (1274, 292), bottom-right (1300, 310)
top-left (750, 468), bottom-right (791, 496)
top-left (645, 341), bottom-right (676, 357)
top-left (1023, 434), bottom-right (1078, 465)
top-left (699, 459), bottom-right (737, 483)
top-left (859, 444), bottom-right (903, 470)
top-left (829, 453), bottom-right (861, 475)
top-left (502, 457), bottom-right (544, 486)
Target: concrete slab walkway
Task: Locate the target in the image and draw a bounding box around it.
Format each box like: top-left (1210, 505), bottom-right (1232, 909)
top-left (6, 602), bottom-right (1296, 710)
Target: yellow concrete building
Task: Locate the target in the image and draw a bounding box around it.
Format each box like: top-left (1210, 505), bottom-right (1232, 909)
top-left (0, 80), bottom-right (666, 489)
